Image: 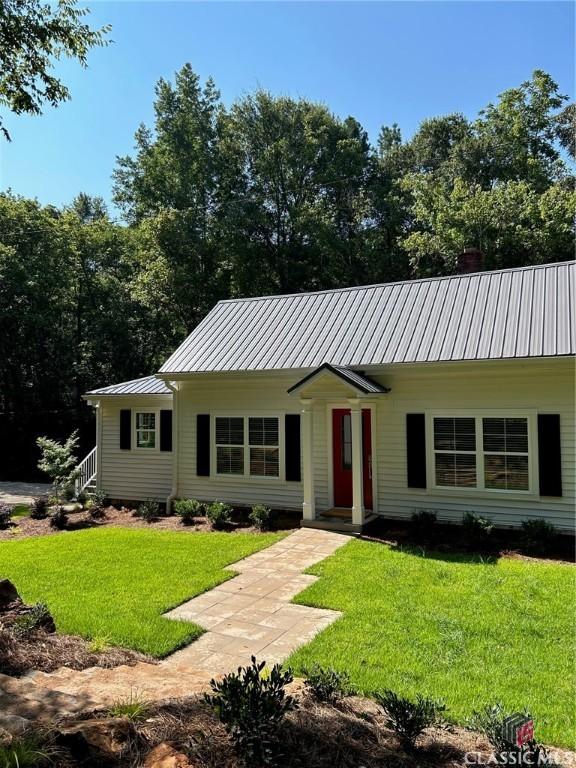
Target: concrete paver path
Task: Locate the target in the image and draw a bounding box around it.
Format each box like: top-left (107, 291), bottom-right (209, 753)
top-left (2, 528), bottom-right (348, 725)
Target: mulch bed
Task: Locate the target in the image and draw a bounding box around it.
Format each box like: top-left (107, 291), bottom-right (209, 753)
top-left (361, 517), bottom-right (575, 565)
top-left (0, 506), bottom-right (298, 542)
top-left (15, 691), bottom-right (575, 768)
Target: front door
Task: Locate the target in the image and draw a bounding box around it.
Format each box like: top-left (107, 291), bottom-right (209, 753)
top-left (332, 408), bottom-right (373, 509)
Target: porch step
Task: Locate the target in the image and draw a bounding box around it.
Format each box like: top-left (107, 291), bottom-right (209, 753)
top-left (300, 511), bottom-right (377, 535)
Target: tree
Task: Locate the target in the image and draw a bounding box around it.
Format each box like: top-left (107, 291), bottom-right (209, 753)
top-left (37, 430), bottom-right (80, 501)
top-left (0, 0), bottom-right (110, 139)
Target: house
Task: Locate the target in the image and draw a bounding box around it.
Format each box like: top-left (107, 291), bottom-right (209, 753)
top-left (82, 257), bottom-right (575, 533)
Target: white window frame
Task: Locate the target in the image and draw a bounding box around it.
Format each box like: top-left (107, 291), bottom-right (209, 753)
top-left (212, 414), bottom-right (283, 481)
top-left (134, 410), bottom-right (159, 451)
top-left (425, 410), bottom-right (537, 496)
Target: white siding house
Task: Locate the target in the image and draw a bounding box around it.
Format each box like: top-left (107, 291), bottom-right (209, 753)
top-left (84, 261), bottom-right (576, 533)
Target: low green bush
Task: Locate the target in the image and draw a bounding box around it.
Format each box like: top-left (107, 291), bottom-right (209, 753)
top-left (49, 506), bottom-right (68, 530)
top-left (205, 656), bottom-right (298, 766)
top-left (520, 519), bottom-right (557, 555)
top-left (174, 498), bottom-right (204, 524)
top-left (30, 496), bottom-right (49, 520)
top-left (13, 603), bottom-right (52, 637)
top-left (0, 502), bottom-right (12, 528)
top-left (462, 511), bottom-right (494, 542)
top-left (411, 509), bottom-right (437, 539)
top-left (135, 499), bottom-right (160, 523)
top-left (374, 689), bottom-right (446, 751)
top-left (303, 663), bottom-right (351, 703)
top-left (249, 504), bottom-right (272, 531)
top-left (206, 501), bottom-right (233, 530)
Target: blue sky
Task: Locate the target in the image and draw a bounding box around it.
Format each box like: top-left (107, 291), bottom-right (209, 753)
top-left (1, 1), bottom-right (573, 215)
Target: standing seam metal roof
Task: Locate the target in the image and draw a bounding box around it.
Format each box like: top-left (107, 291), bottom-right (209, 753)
top-left (159, 261), bottom-right (576, 374)
top-left (86, 376), bottom-right (172, 396)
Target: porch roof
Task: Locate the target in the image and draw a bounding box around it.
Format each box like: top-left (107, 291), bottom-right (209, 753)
top-left (287, 363), bottom-right (390, 396)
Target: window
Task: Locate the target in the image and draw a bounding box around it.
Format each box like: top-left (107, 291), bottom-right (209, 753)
top-left (216, 417), bottom-right (244, 474)
top-left (341, 413), bottom-right (352, 470)
top-left (135, 412), bottom-right (156, 449)
top-left (433, 417), bottom-right (477, 487)
top-left (483, 418), bottom-right (529, 491)
top-left (430, 414), bottom-right (532, 493)
top-left (249, 418), bottom-right (279, 477)
top-left (214, 416), bottom-right (280, 477)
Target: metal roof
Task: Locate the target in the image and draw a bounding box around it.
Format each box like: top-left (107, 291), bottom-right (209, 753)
top-left (159, 261), bottom-right (576, 374)
top-left (287, 363), bottom-right (390, 395)
top-left (86, 376), bottom-right (172, 396)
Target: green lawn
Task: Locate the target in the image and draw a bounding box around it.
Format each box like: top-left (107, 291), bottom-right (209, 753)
top-left (10, 503), bottom-right (29, 518)
top-left (0, 527), bottom-right (282, 657)
top-left (288, 539), bottom-right (575, 748)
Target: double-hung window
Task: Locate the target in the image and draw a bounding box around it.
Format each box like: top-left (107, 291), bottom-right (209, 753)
top-left (431, 414), bottom-right (531, 492)
top-left (215, 417), bottom-right (244, 474)
top-left (215, 416), bottom-right (280, 478)
top-left (135, 412), bottom-right (156, 449)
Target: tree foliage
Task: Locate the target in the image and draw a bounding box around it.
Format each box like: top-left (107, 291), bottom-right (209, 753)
top-left (0, 0), bottom-right (110, 139)
top-left (1, 66), bottom-right (574, 478)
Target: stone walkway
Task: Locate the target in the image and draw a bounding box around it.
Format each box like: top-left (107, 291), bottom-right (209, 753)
top-left (1, 528), bottom-right (348, 726)
top-left (0, 481), bottom-right (51, 505)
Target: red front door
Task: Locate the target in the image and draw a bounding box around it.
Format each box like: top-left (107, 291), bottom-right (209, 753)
top-left (332, 409), bottom-right (373, 509)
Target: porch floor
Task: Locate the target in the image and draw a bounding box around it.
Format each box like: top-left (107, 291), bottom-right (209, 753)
top-left (301, 509), bottom-right (377, 535)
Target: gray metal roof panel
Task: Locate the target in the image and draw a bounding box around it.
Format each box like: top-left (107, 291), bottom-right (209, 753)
top-left (86, 376), bottom-right (172, 396)
top-left (159, 262), bottom-right (576, 374)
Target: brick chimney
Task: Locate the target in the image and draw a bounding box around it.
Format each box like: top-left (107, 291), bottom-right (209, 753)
top-left (456, 247), bottom-right (484, 275)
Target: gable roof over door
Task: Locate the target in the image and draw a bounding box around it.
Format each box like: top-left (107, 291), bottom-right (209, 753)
top-left (159, 261), bottom-right (575, 374)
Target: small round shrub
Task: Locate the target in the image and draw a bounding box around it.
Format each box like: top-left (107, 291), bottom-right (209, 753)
top-left (136, 499), bottom-right (160, 523)
top-left (411, 509), bottom-right (437, 540)
top-left (206, 501), bottom-right (233, 530)
top-left (521, 519), bottom-right (557, 555)
top-left (30, 496), bottom-right (49, 520)
top-left (249, 504), bottom-right (272, 531)
top-left (0, 502), bottom-right (13, 528)
top-left (75, 490), bottom-right (88, 506)
top-left (174, 498), bottom-right (204, 524)
top-left (462, 511), bottom-right (494, 543)
top-left (374, 689), bottom-right (446, 751)
top-left (49, 506), bottom-right (68, 530)
top-left (303, 663), bottom-right (351, 703)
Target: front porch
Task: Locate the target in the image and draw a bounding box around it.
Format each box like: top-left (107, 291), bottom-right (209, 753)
top-left (287, 363), bottom-right (389, 534)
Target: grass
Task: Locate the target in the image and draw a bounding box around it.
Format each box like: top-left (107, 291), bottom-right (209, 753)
top-left (288, 539), bottom-right (575, 748)
top-left (10, 503), bottom-right (29, 518)
top-left (0, 526), bottom-right (283, 657)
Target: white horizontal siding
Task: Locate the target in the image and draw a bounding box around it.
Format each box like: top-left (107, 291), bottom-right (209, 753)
top-left (371, 358), bottom-right (575, 532)
top-left (99, 396), bottom-right (173, 501)
top-left (177, 374), bottom-right (305, 510)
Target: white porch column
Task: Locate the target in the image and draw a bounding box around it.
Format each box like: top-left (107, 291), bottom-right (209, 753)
top-left (349, 398), bottom-right (364, 526)
top-left (301, 399), bottom-right (316, 520)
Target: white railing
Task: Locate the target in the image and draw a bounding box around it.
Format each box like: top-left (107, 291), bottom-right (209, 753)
top-left (75, 447), bottom-right (97, 494)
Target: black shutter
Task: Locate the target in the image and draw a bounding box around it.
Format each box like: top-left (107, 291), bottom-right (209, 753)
top-left (196, 414), bottom-right (210, 476)
top-left (285, 414), bottom-right (301, 481)
top-left (406, 413), bottom-right (427, 489)
top-left (160, 410), bottom-right (172, 452)
top-left (538, 414), bottom-right (562, 496)
top-left (120, 409), bottom-right (131, 450)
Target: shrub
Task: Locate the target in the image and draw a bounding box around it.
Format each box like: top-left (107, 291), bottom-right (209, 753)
top-left (0, 502), bottom-right (12, 528)
top-left (30, 496), bottom-right (49, 519)
top-left (303, 663), bottom-right (351, 703)
top-left (468, 703), bottom-right (557, 767)
top-left (136, 499), bottom-right (160, 523)
top-left (13, 603), bottom-right (52, 637)
top-left (88, 635), bottom-right (110, 653)
top-left (88, 504), bottom-right (107, 520)
top-left (520, 519), bottom-right (557, 555)
top-left (90, 489), bottom-right (109, 508)
top-left (411, 509), bottom-right (437, 539)
top-left (462, 511), bottom-right (494, 542)
top-left (374, 689), bottom-right (446, 751)
top-left (49, 506), bottom-right (68, 530)
top-left (249, 504), bottom-right (273, 531)
top-left (174, 498), bottom-right (203, 524)
top-left (206, 501), bottom-right (233, 530)
top-left (205, 656), bottom-right (297, 766)
top-left (36, 431), bottom-right (80, 505)
top-left (75, 489), bottom-right (87, 506)
top-left (108, 692), bottom-right (150, 722)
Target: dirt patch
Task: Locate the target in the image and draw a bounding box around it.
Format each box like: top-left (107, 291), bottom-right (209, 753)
top-left (361, 518), bottom-right (575, 565)
top-left (44, 692), bottom-right (575, 768)
top-left (0, 506), bottom-right (298, 541)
